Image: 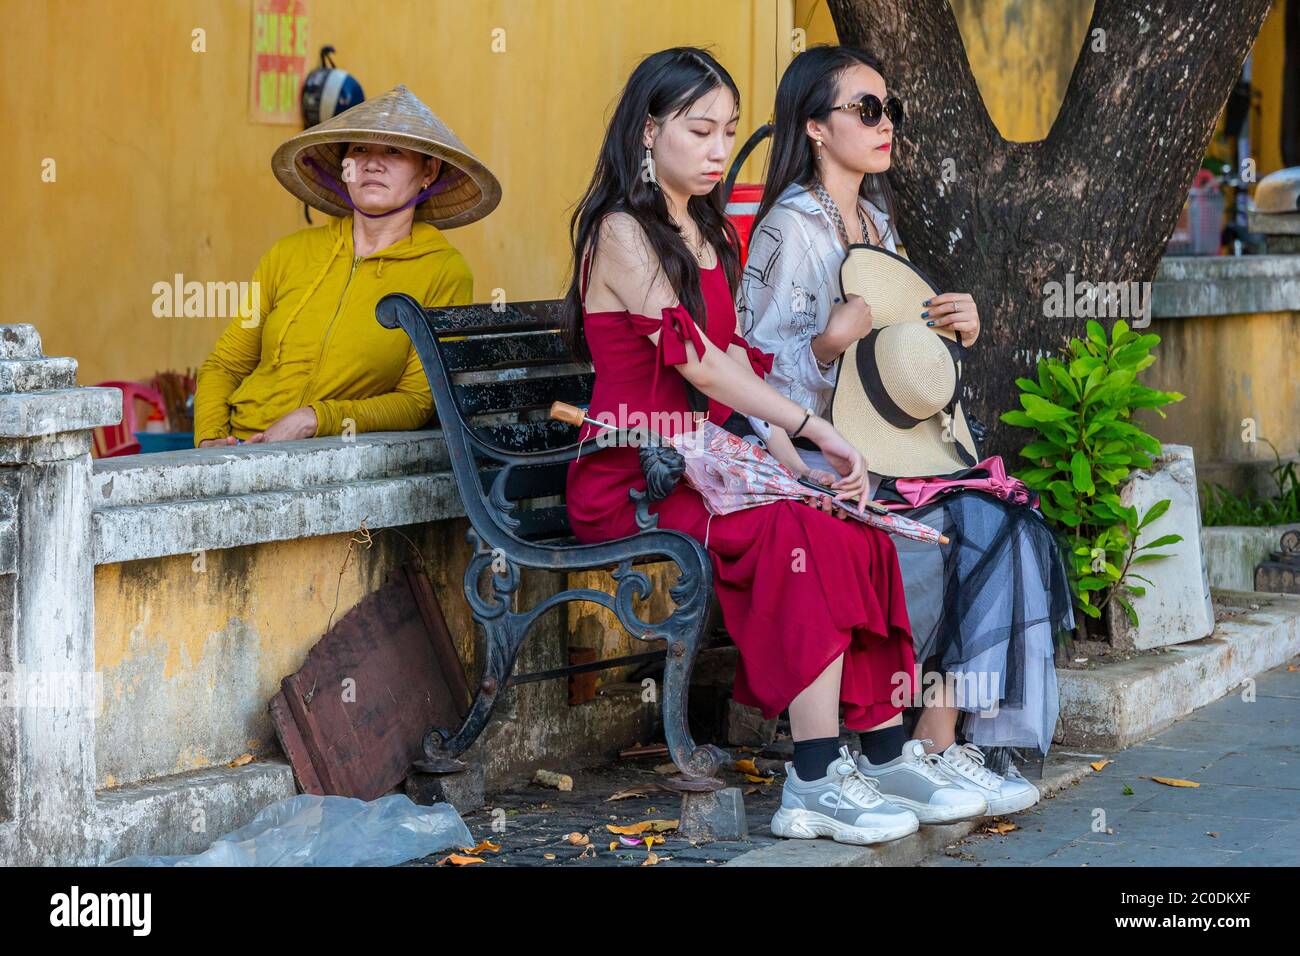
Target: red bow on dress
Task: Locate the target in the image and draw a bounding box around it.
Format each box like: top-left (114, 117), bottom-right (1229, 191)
top-left (731, 333), bottom-right (774, 378)
top-left (627, 305), bottom-right (709, 400)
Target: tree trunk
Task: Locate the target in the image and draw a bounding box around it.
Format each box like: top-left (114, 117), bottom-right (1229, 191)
top-left (827, 0), bottom-right (1273, 459)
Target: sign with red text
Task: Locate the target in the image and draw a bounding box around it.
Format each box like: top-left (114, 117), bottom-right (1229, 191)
top-left (248, 0), bottom-right (310, 124)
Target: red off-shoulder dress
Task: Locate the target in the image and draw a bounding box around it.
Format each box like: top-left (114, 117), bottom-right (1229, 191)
top-left (566, 253), bottom-right (915, 730)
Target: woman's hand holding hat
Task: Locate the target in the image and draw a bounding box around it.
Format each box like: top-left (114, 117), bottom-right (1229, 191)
top-left (923, 292), bottom-right (980, 346)
top-left (812, 293), bottom-right (873, 366)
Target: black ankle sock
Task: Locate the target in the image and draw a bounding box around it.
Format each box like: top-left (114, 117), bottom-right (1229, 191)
top-left (859, 724), bottom-right (906, 765)
top-left (792, 736), bottom-right (842, 781)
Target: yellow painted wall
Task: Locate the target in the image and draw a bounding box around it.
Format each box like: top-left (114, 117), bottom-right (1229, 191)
top-left (1143, 309), bottom-right (1300, 482)
top-left (92, 523), bottom-right (471, 787)
top-left (92, 514), bottom-right (673, 789)
top-left (10, 0), bottom-right (1289, 390)
top-left (1252, 0), bottom-right (1289, 178)
top-left (7, 0), bottom-right (790, 388)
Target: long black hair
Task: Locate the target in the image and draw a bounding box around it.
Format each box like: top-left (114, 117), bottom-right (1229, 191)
top-left (754, 45), bottom-right (898, 244)
top-left (562, 47), bottom-right (742, 358)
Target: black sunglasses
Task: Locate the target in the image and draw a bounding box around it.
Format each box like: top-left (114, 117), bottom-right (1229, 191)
top-left (830, 94), bottom-right (904, 130)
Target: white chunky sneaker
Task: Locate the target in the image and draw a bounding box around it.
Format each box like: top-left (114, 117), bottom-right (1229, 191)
top-left (935, 742), bottom-right (1040, 815)
top-left (771, 745), bottom-right (920, 845)
top-left (1005, 759), bottom-right (1041, 802)
top-left (854, 739), bottom-right (988, 824)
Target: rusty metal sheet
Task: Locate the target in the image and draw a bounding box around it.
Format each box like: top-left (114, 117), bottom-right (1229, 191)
top-left (269, 562), bottom-right (469, 800)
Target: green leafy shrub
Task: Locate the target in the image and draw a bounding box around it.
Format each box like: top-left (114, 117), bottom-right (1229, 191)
top-left (1000, 319), bottom-right (1185, 630)
top-left (1201, 440), bottom-right (1300, 526)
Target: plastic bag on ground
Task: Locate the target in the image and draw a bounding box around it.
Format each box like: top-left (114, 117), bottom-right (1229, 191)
top-left (107, 793), bottom-right (473, 867)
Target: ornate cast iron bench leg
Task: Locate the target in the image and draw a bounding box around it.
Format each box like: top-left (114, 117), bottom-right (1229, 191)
top-left (419, 525), bottom-right (747, 842)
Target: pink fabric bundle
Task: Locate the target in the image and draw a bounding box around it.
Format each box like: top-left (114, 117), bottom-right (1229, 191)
top-left (881, 455), bottom-right (1039, 511)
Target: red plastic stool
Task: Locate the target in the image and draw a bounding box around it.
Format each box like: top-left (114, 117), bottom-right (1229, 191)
top-left (92, 381), bottom-right (166, 458)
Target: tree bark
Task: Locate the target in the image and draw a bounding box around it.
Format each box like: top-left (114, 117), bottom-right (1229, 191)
top-left (827, 0), bottom-right (1273, 458)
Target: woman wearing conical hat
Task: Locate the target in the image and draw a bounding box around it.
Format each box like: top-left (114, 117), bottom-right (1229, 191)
top-left (195, 85), bottom-right (501, 445)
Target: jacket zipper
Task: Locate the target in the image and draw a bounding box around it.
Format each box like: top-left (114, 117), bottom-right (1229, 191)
top-left (298, 254), bottom-right (364, 408)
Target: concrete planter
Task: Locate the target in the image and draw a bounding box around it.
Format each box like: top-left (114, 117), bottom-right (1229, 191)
top-left (1057, 589), bottom-right (1300, 750)
top-left (1105, 444), bottom-right (1215, 652)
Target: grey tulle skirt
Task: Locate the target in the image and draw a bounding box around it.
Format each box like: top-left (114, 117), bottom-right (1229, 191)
top-left (789, 445), bottom-right (1074, 763)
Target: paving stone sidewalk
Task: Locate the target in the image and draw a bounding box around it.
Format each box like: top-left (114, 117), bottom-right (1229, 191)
top-left (405, 655), bottom-right (1299, 868)
top-left (404, 748), bottom-right (793, 867)
top-left (925, 655), bottom-right (1300, 867)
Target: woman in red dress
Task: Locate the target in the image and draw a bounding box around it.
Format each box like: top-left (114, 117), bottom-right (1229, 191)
top-left (563, 48), bottom-right (918, 845)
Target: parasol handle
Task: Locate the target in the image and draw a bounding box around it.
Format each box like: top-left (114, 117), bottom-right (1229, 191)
top-left (550, 401), bottom-right (589, 427)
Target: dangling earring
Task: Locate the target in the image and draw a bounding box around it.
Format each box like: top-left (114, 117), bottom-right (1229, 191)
top-left (815, 138), bottom-right (824, 162)
top-left (642, 146), bottom-right (659, 188)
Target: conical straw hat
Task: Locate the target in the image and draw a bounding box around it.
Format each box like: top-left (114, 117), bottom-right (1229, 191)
top-left (830, 244), bottom-right (980, 479)
top-left (272, 84), bottom-right (501, 229)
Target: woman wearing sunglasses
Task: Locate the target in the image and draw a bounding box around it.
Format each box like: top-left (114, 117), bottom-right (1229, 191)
top-left (739, 45), bottom-right (1073, 819)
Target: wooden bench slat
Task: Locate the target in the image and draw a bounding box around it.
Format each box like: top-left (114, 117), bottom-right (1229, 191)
top-left (513, 506), bottom-right (572, 540)
top-left (440, 332), bottom-right (572, 373)
top-left (456, 373), bottom-right (593, 416)
top-left (471, 418), bottom-right (579, 453)
top-left (479, 460), bottom-right (572, 500)
top-left (424, 300), bottom-right (564, 334)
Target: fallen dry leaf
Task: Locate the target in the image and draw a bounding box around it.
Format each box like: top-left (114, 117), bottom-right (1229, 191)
top-left (460, 839), bottom-right (501, 855)
top-left (567, 832), bottom-right (590, 846)
top-left (1150, 776), bottom-right (1200, 788)
top-left (641, 851), bottom-right (660, 866)
top-left (1090, 759), bottom-right (1111, 772)
top-left (606, 818), bottom-right (679, 836)
top-left (606, 788), bottom-right (650, 801)
top-left (228, 753), bottom-right (254, 767)
top-left (608, 841), bottom-right (618, 851)
top-left (653, 762), bottom-right (679, 775)
top-left (543, 853), bottom-right (556, 860)
top-left (440, 854), bottom-right (485, 866)
top-left (733, 758), bottom-right (762, 775)
top-left (983, 821), bottom-right (1017, 835)
top-left (743, 773), bottom-right (775, 784)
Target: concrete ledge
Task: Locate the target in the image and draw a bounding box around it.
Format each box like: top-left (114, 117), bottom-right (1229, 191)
top-left (1055, 589), bottom-right (1300, 750)
top-left (94, 760), bottom-right (297, 865)
top-left (1152, 254), bottom-right (1300, 318)
top-left (1201, 524), bottom-right (1300, 591)
top-left (0, 325), bottom-right (44, 360)
top-left (93, 431), bottom-right (448, 507)
top-left (0, 387), bottom-right (121, 437)
top-left (724, 755), bottom-right (1096, 867)
top-left (94, 471), bottom-right (463, 563)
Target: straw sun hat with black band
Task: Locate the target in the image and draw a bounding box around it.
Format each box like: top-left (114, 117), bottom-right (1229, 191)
top-left (272, 84), bottom-right (502, 229)
top-left (829, 244), bottom-right (981, 479)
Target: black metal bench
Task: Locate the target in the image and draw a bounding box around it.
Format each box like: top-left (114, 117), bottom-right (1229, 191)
top-left (376, 292), bottom-right (747, 839)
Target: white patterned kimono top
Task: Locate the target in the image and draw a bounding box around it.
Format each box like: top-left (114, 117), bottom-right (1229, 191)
top-left (735, 180), bottom-right (898, 442)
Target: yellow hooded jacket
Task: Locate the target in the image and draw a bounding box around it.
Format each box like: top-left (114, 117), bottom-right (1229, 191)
top-left (194, 214), bottom-right (471, 443)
